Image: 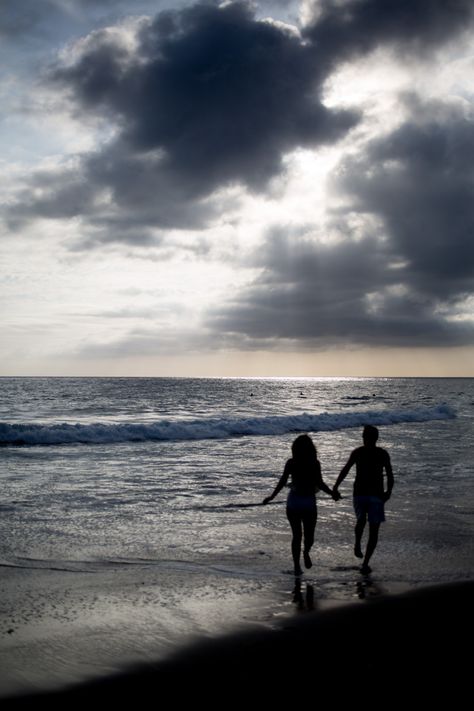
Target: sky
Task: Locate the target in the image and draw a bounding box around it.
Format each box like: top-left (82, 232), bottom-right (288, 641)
top-left (1, 0), bottom-right (474, 377)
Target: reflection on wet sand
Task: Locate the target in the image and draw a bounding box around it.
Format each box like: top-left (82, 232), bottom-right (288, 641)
top-left (292, 579), bottom-right (315, 611)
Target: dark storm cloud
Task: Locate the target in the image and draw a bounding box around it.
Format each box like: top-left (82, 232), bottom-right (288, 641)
top-left (304, 0), bottom-right (474, 65)
top-left (57, 0), bottom-right (355, 187)
top-left (6, 1), bottom-right (359, 244)
top-left (208, 230), bottom-right (474, 347)
top-left (6, 0), bottom-right (474, 251)
top-left (6, 139), bottom-right (230, 245)
top-left (208, 99), bottom-right (474, 348)
top-left (334, 97), bottom-right (474, 299)
top-left (116, 2), bottom-right (355, 188)
top-left (209, 230), bottom-right (391, 341)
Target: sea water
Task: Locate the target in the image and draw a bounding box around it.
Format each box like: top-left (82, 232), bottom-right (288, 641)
top-left (1, 376), bottom-right (472, 582)
top-left (0, 377), bottom-right (473, 693)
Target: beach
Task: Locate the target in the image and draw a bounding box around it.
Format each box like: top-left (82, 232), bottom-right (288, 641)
top-left (3, 578), bottom-right (472, 706)
top-left (1, 377), bottom-right (473, 701)
top-left (0, 557), bottom-right (288, 697)
top-left (0, 547), bottom-right (414, 697)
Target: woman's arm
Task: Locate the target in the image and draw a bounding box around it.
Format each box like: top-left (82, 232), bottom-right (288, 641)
top-left (316, 461), bottom-right (341, 500)
top-left (262, 461), bottom-right (291, 504)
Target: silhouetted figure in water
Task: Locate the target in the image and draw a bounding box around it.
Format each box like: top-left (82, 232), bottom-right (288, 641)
top-left (333, 425), bottom-right (394, 575)
top-left (263, 434), bottom-right (339, 576)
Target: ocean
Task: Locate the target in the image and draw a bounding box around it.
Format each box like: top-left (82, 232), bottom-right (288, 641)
top-left (1, 376), bottom-right (473, 694)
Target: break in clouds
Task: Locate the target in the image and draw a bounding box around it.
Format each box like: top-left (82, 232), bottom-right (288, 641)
top-left (211, 97), bottom-right (474, 347)
top-left (4, 0), bottom-right (474, 351)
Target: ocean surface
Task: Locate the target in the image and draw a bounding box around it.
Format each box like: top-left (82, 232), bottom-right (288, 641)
top-left (1, 376), bottom-right (472, 579)
top-left (1, 377), bottom-right (473, 694)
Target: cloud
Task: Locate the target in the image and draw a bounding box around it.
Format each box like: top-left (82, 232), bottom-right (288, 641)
top-left (75, 325), bottom-right (214, 358)
top-left (334, 96), bottom-right (474, 299)
top-left (207, 95), bottom-right (474, 348)
top-left (0, 1), bottom-right (184, 40)
top-left (5, 0), bottom-right (474, 252)
top-left (304, 0), bottom-right (474, 65)
top-left (5, 1), bottom-right (359, 246)
top-left (208, 229), bottom-right (474, 348)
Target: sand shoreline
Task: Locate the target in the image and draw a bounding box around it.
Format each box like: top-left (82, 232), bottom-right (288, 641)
top-left (2, 579), bottom-right (472, 706)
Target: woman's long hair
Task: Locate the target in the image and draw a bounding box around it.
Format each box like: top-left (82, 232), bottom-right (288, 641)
top-left (291, 434), bottom-right (317, 467)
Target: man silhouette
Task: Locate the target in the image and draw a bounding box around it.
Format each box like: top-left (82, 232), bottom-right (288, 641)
top-left (333, 425), bottom-right (394, 574)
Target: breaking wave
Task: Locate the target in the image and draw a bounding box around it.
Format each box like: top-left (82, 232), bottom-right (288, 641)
top-left (0, 404), bottom-right (455, 446)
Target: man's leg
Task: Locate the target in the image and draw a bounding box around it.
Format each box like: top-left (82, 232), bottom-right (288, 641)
top-left (354, 515), bottom-right (366, 559)
top-left (361, 522), bottom-right (380, 574)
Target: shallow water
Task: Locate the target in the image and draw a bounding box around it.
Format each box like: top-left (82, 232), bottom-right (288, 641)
top-left (1, 377), bottom-right (472, 581)
top-left (1, 377), bottom-right (473, 695)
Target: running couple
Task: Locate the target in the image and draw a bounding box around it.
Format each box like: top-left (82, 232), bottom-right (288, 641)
top-left (262, 426), bottom-right (394, 576)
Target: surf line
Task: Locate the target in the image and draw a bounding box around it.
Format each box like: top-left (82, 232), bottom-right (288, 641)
top-left (191, 501), bottom-right (284, 511)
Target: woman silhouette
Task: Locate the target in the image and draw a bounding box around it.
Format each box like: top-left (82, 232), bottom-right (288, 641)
top-left (263, 434), bottom-right (339, 576)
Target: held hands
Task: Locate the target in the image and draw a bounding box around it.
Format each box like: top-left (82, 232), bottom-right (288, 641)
top-left (264, 490), bottom-right (342, 504)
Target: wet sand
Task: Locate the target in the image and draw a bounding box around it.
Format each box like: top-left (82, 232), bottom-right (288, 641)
top-left (3, 579), bottom-right (472, 707)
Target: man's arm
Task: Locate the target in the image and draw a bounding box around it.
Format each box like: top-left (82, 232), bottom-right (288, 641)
top-left (383, 452), bottom-right (394, 502)
top-left (333, 451), bottom-right (356, 494)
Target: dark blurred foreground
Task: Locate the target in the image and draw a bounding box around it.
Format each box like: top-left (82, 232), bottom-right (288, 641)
top-left (4, 581), bottom-right (472, 707)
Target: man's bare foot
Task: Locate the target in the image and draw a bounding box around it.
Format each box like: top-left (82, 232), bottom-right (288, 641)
top-left (303, 551), bottom-right (312, 569)
top-left (354, 544), bottom-right (363, 559)
top-left (294, 565), bottom-right (303, 576)
top-left (360, 563), bottom-right (372, 575)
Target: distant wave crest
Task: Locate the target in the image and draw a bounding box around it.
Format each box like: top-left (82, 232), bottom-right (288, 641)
top-left (0, 404), bottom-right (456, 446)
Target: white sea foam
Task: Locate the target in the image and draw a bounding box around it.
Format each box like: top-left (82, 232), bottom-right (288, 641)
top-left (0, 403), bottom-right (456, 446)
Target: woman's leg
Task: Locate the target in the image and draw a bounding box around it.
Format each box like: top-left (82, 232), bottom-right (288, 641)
top-left (302, 508), bottom-right (317, 568)
top-left (286, 508), bottom-right (303, 575)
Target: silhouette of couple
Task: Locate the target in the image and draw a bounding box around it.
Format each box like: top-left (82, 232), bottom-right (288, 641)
top-left (263, 426), bottom-right (394, 576)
